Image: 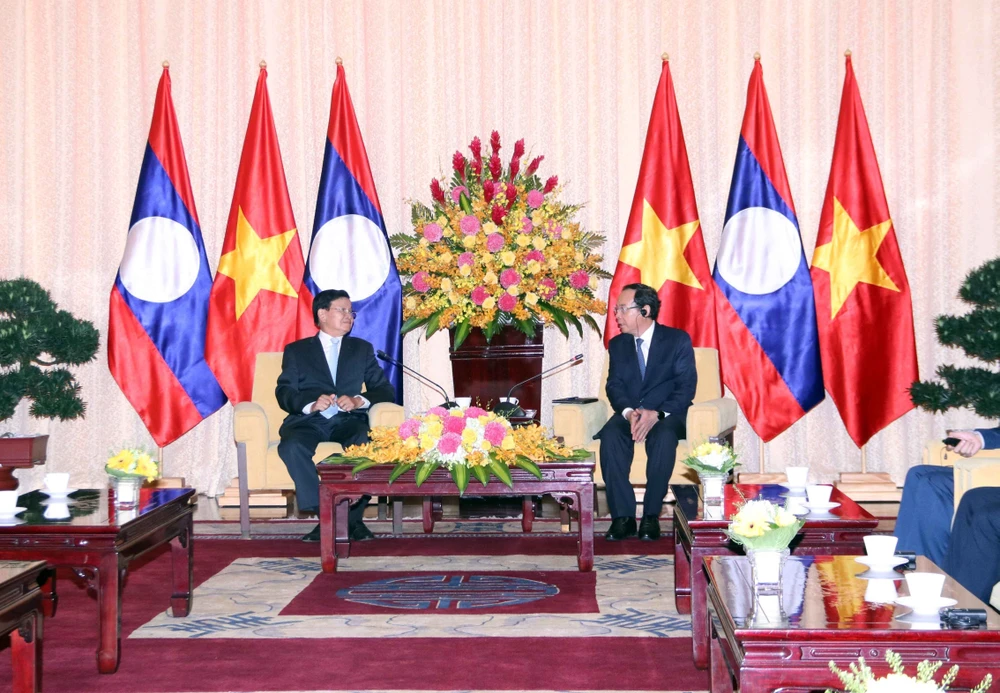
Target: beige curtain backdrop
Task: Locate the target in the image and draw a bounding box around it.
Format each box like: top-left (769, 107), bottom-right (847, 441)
top-left (1, 0), bottom-right (997, 496)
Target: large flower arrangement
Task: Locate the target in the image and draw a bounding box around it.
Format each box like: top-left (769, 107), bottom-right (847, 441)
top-left (726, 499), bottom-right (804, 551)
top-left (341, 406), bottom-right (589, 493)
top-left (828, 650), bottom-right (993, 693)
top-left (392, 132), bottom-right (609, 348)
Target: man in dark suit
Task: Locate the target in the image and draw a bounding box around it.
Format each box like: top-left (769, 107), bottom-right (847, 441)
top-left (276, 289), bottom-right (395, 542)
top-left (597, 282), bottom-right (697, 541)
top-left (896, 426), bottom-right (1000, 603)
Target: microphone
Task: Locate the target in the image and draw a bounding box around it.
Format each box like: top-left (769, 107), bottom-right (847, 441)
top-left (376, 350), bottom-right (459, 409)
top-left (494, 353), bottom-right (584, 417)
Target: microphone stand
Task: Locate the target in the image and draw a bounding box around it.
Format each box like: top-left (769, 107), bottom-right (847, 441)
top-left (494, 354), bottom-right (584, 418)
top-left (376, 350), bottom-right (458, 409)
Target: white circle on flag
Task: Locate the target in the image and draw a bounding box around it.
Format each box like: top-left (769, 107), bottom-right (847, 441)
top-left (715, 206), bottom-right (801, 295)
top-left (119, 216), bottom-right (201, 302)
top-left (309, 214), bottom-right (391, 300)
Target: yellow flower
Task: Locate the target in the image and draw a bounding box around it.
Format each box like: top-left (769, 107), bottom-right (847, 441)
top-left (481, 439), bottom-right (493, 451)
top-left (461, 428), bottom-right (478, 445)
top-left (506, 285), bottom-right (520, 296)
top-left (562, 228), bottom-right (574, 241)
top-left (482, 296), bottom-right (496, 310)
top-left (441, 278), bottom-right (453, 292)
top-left (418, 237), bottom-right (429, 247)
top-left (462, 235), bottom-right (478, 249)
top-left (405, 296), bottom-right (417, 310)
top-left (436, 215), bottom-right (449, 227)
top-left (442, 226), bottom-right (454, 238)
top-left (459, 265), bottom-right (472, 277)
top-left (547, 257), bottom-right (559, 270)
top-left (526, 260), bottom-right (541, 275)
top-left (531, 211), bottom-right (544, 226)
top-left (574, 251), bottom-right (584, 263)
top-left (500, 251), bottom-right (516, 266)
top-left (449, 291), bottom-right (462, 304)
top-left (425, 420), bottom-right (443, 437)
top-left (482, 221), bottom-right (498, 235)
top-left (532, 236), bottom-right (547, 250)
top-left (516, 234), bottom-right (531, 248)
top-left (501, 435), bottom-right (516, 450)
top-left (419, 434), bottom-right (436, 451)
top-left (589, 276), bottom-right (599, 290)
top-left (484, 271), bottom-right (498, 285)
top-left (440, 251), bottom-right (454, 264)
top-left (525, 292), bottom-right (539, 306)
top-left (774, 507), bottom-right (798, 527)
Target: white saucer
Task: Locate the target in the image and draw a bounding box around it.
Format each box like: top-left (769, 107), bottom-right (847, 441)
top-left (41, 488), bottom-right (78, 499)
top-left (779, 483), bottom-right (807, 495)
top-left (856, 569), bottom-right (905, 580)
top-left (791, 506), bottom-right (837, 517)
top-left (802, 500), bottom-right (840, 511)
top-left (0, 517), bottom-right (25, 527)
top-left (894, 611), bottom-right (944, 629)
top-left (855, 555), bottom-right (908, 572)
top-left (894, 595), bottom-right (957, 616)
top-left (0, 507), bottom-right (27, 519)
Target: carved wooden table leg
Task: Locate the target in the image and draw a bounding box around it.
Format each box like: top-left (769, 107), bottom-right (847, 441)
top-left (11, 612), bottom-right (40, 693)
top-left (577, 490), bottom-right (594, 572)
top-left (673, 521), bottom-right (692, 614)
top-left (170, 518), bottom-right (193, 617)
top-left (691, 548), bottom-right (711, 669)
top-left (39, 570), bottom-right (56, 618)
top-left (421, 497), bottom-right (435, 533)
top-left (392, 499), bottom-right (403, 535)
top-left (334, 497), bottom-right (351, 560)
top-left (521, 496), bottom-right (534, 532)
top-left (709, 627), bottom-right (733, 693)
top-left (96, 553), bottom-right (122, 674)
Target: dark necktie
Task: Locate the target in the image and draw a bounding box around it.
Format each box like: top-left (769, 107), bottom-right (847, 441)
top-left (636, 337), bottom-right (646, 378)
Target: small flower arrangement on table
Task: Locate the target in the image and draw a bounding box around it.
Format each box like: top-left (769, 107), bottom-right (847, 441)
top-left (339, 406), bottom-right (589, 493)
top-left (828, 650), bottom-right (993, 693)
top-left (393, 131), bottom-right (609, 348)
top-left (683, 441), bottom-right (739, 476)
top-left (726, 499), bottom-right (804, 551)
top-left (105, 446), bottom-right (159, 482)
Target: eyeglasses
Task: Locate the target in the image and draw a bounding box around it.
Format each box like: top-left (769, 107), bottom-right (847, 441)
top-left (329, 307), bottom-right (357, 319)
top-left (612, 304), bottom-right (639, 315)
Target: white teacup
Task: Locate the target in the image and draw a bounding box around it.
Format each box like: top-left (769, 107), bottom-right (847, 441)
top-left (863, 535), bottom-right (898, 561)
top-left (44, 472), bottom-right (70, 493)
top-left (499, 396), bottom-right (519, 406)
top-left (905, 572), bottom-right (946, 601)
top-left (0, 491), bottom-right (19, 515)
top-left (805, 484), bottom-right (833, 505)
top-left (864, 578), bottom-right (898, 604)
top-left (454, 397), bottom-right (472, 408)
top-left (44, 502), bottom-right (70, 520)
top-left (785, 466), bottom-right (809, 487)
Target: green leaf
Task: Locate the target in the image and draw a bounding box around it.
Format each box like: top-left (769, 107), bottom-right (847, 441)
top-left (401, 315), bottom-right (431, 335)
top-left (540, 305), bottom-right (568, 337)
top-left (451, 464), bottom-right (470, 494)
top-left (581, 313), bottom-right (602, 336)
top-left (489, 460), bottom-right (514, 488)
top-left (471, 465), bottom-right (491, 487)
top-left (425, 311), bottom-right (442, 340)
top-left (351, 458), bottom-right (380, 475)
top-left (515, 455), bottom-right (542, 479)
top-left (515, 318), bottom-right (536, 338)
top-left (410, 201), bottom-right (434, 224)
top-left (414, 460), bottom-right (441, 486)
top-left (564, 312), bottom-right (584, 338)
top-left (459, 192), bottom-right (473, 215)
top-left (483, 316), bottom-right (501, 342)
top-left (389, 462), bottom-right (415, 483)
top-left (452, 320), bottom-right (472, 350)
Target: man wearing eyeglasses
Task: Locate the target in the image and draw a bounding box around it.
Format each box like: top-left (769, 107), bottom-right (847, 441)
top-left (275, 289), bottom-right (396, 542)
top-left (597, 283), bottom-right (697, 541)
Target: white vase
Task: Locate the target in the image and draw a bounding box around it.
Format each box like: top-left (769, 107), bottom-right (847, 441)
top-left (698, 470), bottom-right (728, 501)
top-left (111, 476), bottom-right (143, 509)
top-left (748, 547), bottom-right (789, 594)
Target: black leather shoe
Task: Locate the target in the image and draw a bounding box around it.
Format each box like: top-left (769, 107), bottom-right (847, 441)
top-left (638, 515), bottom-right (661, 541)
top-left (605, 517), bottom-right (637, 541)
top-left (301, 524), bottom-right (321, 542)
top-left (350, 520), bottom-right (375, 541)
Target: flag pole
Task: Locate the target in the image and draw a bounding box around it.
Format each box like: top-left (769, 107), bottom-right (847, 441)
top-left (860, 444), bottom-right (867, 474)
top-left (758, 438), bottom-right (765, 474)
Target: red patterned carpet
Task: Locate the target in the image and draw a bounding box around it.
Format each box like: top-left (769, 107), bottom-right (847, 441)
top-left (0, 536), bottom-right (709, 692)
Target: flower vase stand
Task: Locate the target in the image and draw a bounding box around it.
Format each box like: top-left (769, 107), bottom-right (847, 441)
top-left (318, 460), bottom-right (595, 571)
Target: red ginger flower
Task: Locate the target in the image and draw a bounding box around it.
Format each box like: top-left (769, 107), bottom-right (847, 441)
top-left (430, 179), bottom-right (446, 205)
top-left (526, 155), bottom-right (544, 176)
top-left (489, 154), bottom-right (502, 181)
top-left (509, 158), bottom-right (520, 179)
top-left (469, 136), bottom-right (482, 162)
top-left (491, 205), bottom-right (507, 225)
top-left (490, 130), bottom-right (501, 154)
top-left (543, 176), bottom-right (558, 194)
top-left (452, 151), bottom-right (467, 181)
top-left (471, 158), bottom-right (482, 176)
top-left (483, 179), bottom-right (496, 203)
top-left (512, 138), bottom-right (525, 160)
top-left (505, 183), bottom-right (517, 208)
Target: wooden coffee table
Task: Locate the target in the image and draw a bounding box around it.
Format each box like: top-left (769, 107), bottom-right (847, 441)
top-left (318, 460), bottom-right (595, 571)
top-left (671, 483), bottom-right (878, 669)
top-left (706, 554), bottom-right (1000, 692)
top-left (0, 560), bottom-right (45, 692)
top-left (0, 488), bottom-right (195, 673)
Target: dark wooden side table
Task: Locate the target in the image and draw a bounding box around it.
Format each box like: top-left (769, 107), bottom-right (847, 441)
top-left (318, 460), bottom-right (595, 571)
top-left (671, 483), bottom-right (878, 669)
top-left (706, 554), bottom-right (1000, 693)
top-left (0, 560), bottom-right (46, 692)
top-left (0, 488), bottom-right (195, 673)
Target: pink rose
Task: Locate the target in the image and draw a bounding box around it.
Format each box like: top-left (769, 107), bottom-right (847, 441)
top-left (486, 233), bottom-right (505, 253)
top-left (525, 250), bottom-right (544, 263)
top-left (426, 406), bottom-right (449, 418)
top-left (423, 223), bottom-right (443, 242)
top-left (458, 252), bottom-right (475, 267)
top-left (527, 190), bottom-right (544, 208)
top-left (398, 419), bottom-right (421, 439)
top-left (521, 217), bottom-right (533, 233)
top-left (460, 215), bottom-right (480, 236)
top-left (500, 269), bottom-right (521, 288)
top-left (412, 271), bottom-right (431, 293)
top-left (437, 432), bottom-right (462, 455)
top-left (451, 186), bottom-right (468, 204)
top-left (465, 406), bottom-right (488, 418)
top-left (569, 270), bottom-right (589, 289)
top-left (443, 415), bottom-right (466, 435)
top-left (471, 286), bottom-right (489, 306)
top-left (498, 293), bottom-right (517, 312)
top-left (538, 277), bottom-right (557, 299)
top-left (483, 421), bottom-right (508, 446)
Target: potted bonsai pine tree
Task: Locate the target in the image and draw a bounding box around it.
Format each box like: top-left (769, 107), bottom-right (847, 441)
top-left (0, 278), bottom-right (99, 489)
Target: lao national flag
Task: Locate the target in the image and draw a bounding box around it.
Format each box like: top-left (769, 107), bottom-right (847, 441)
top-left (108, 66), bottom-right (226, 446)
top-left (301, 62), bottom-right (402, 402)
top-left (713, 60), bottom-right (824, 441)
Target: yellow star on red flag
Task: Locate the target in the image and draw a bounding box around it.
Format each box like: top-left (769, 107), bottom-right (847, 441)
top-left (618, 201), bottom-right (702, 292)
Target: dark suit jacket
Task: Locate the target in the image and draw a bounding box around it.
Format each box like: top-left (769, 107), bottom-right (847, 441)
top-left (603, 323), bottom-right (697, 421)
top-left (275, 334), bottom-right (395, 426)
top-left (979, 427), bottom-right (1000, 450)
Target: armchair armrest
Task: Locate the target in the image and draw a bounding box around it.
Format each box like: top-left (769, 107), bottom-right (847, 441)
top-left (369, 402), bottom-right (405, 428)
top-left (233, 401), bottom-right (270, 490)
top-left (686, 397), bottom-right (739, 447)
top-left (552, 401), bottom-right (609, 448)
top-left (953, 455), bottom-right (1000, 514)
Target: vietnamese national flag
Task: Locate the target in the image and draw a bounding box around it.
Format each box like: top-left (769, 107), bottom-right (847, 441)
top-left (810, 54), bottom-right (918, 446)
top-left (205, 65), bottom-right (311, 403)
top-left (605, 57), bottom-right (720, 359)
top-left (109, 65), bottom-right (227, 446)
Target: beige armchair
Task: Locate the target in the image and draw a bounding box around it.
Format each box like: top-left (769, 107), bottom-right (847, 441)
top-left (232, 352), bottom-right (405, 535)
top-left (921, 439), bottom-right (1000, 610)
top-left (552, 347), bottom-right (738, 512)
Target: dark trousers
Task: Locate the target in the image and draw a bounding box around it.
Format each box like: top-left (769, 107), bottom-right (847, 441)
top-left (277, 411), bottom-right (371, 523)
top-left (895, 465), bottom-right (1000, 604)
top-left (598, 413), bottom-right (684, 519)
